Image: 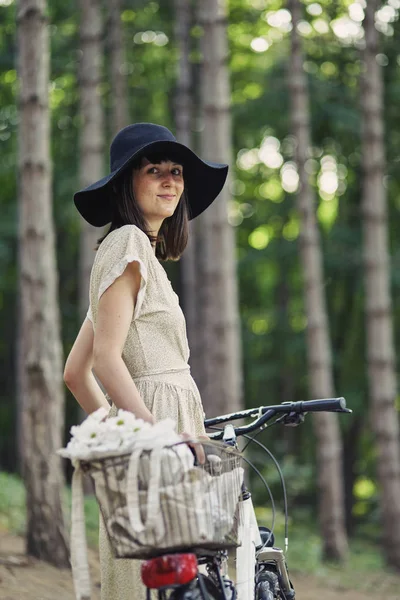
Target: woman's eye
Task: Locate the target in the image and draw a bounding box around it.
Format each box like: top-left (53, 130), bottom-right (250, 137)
top-left (172, 169), bottom-right (183, 176)
top-left (148, 167), bottom-right (158, 174)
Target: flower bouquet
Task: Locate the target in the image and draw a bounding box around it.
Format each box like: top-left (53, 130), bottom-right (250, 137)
top-left (58, 407), bottom-right (186, 461)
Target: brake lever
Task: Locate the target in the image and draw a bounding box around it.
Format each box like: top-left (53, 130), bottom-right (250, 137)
top-left (277, 411), bottom-right (305, 427)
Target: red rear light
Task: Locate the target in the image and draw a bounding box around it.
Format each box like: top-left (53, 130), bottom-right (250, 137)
top-left (141, 553), bottom-right (198, 589)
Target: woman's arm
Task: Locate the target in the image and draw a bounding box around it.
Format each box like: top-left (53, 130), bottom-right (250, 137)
top-left (92, 261), bottom-right (155, 423)
top-left (63, 318), bottom-right (111, 414)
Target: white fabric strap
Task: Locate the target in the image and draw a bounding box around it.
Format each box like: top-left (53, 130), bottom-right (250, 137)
top-left (143, 446), bottom-right (163, 530)
top-left (126, 448), bottom-right (144, 532)
top-left (126, 446), bottom-right (165, 542)
top-left (70, 461), bottom-right (91, 600)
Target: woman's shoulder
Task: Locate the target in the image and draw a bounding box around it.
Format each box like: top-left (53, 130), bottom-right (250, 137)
top-left (99, 224), bottom-right (152, 254)
top-left (93, 224), bottom-right (154, 280)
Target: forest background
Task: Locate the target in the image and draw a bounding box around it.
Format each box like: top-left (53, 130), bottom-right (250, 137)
top-left (2, 0), bottom-right (400, 596)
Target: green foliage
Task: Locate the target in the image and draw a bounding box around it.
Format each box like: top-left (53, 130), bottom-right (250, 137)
top-left (2, 0), bottom-right (400, 543)
top-left (0, 472), bottom-right (26, 534)
top-left (0, 471), bottom-right (99, 548)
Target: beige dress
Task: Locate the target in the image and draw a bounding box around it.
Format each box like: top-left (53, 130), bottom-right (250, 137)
top-left (87, 224), bottom-right (206, 600)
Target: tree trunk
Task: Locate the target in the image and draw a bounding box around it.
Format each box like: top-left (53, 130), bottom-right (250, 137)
top-left (17, 0), bottom-right (69, 567)
top-left (288, 0), bottom-right (348, 560)
top-left (343, 417), bottom-right (363, 536)
top-left (174, 0), bottom-right (199, 379)
top-left (78, 0), bottom-right (104, 321)
top-left (196, 0), bottom-right (242, 416)
top-left (361, 0), bottom-right (400, 569)
top-left (108, 0), bottom-right (129, 136)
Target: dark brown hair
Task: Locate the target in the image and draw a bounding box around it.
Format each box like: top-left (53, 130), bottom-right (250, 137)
top-left (97, 153), bottom-right (189, 260)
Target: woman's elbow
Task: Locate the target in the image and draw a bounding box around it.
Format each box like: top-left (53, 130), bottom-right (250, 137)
top-left (63, 362), bottom-right (79, 390)
top-left (63, 357), bottom-right (89, 390)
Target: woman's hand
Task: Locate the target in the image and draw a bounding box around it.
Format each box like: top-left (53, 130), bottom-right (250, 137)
top-left (180, 432), bottom-right (209, 464)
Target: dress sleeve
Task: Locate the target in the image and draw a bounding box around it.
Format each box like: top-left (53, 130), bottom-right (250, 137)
top-left (87, 305), bottom-right (93, 323)
top-left (97, 226), bottom-right (151, 320)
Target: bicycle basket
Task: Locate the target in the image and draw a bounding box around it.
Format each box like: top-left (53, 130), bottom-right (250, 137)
top-left (81, 440), bottom-right (244, 559)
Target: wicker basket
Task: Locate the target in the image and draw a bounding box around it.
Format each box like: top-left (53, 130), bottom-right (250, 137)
top-left (81, 440), bottom-right (243, 559)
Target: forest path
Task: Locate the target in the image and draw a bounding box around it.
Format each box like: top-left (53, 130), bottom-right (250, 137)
top-left (0, 534), bottom-right (398, 600)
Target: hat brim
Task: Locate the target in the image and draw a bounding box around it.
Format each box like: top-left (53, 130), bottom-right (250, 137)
top-left (74, 140), bottom-right (228, 227)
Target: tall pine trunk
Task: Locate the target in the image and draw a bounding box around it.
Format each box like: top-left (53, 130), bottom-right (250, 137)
top-left (361, 0), bottom-right (400, 568)
top-left (78, 0), bottom-right (104, 321)
top-left (17, 0), bottom-right (69, 566)
top-left (174, 0), bottom-right (199, 378)
top-left (288, 0), bottom-right (348, 560)
top-left (196, 0), bottom-right (242, 416)
top-left (108, 0), bottom-right (129, 136)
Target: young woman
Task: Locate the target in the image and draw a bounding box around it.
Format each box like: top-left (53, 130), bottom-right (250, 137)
top-left (63, 122), bottom-right (228, 599)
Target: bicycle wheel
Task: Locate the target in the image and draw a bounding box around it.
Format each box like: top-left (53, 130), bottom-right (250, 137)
top-left (255, 569), bottom-right (280, 600)
top-left (256, 580), bottom-right (275, 600)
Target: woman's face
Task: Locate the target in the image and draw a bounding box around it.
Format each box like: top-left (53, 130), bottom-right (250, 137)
top-left (132, 158), bottom-right (184, 233)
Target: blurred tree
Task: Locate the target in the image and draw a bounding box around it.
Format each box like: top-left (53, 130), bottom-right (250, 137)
top-left (78, 0), bottom-right (105, 321)
top-left (288, 0), bottom-right (348, 560)
top-left (174, 0), bottom-right (199, 378)
top-left (0, 0), bottom-right (399, 554)
top-left (196, 0), bottom-right (242, 416)
top-left (108, 0), bottom-right (129, 135)
top-left (17, 0), bottom-right (69, 566)
top-left (361, 0), bottom-right (400, 569)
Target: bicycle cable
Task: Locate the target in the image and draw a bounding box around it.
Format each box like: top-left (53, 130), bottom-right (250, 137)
top-left (206, 425), bottom-right (278, 551)
top-left (241, 427), bottom-right (289, 553)
top-left (240, 453), bottom-right (277, 548)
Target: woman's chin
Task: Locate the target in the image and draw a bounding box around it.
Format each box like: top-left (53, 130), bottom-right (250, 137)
top-left (160, 207), bottom-right (177, 219)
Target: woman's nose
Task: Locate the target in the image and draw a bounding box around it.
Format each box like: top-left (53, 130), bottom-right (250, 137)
top-left (161, 172), bottom-right (173, 185)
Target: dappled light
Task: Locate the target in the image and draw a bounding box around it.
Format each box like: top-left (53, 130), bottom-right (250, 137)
top-left (237, 147), bottom-right (259, 170)
top-left (282, 215), bottom-right (300, 241)
top-left (281, 162), bottom-right (299, 193)
top-left (306, 3), bottom-right (323, 17)
top-left (317, 195), bottom-right (339, 231)
top-left (133, 31), bottom-right (169, 45)
top-left (259, 178), bottom-right (284, 202)
top-left (250, 317), bottom-right (270, 335)
top-left (259, 136), bottom-right (283, 168)
top-left (250, 37), bottom-right (270, 52)
top-left (264, 9), bottom-right (292, 32)
top-left (331, 16), bottom-right (363, 43)
top-left (248, 224), bottom-right (271, 250)
top-left (312, 19), bottom-right (330, 34)
top-left (297, 20), bottom-right (313, 36)
top-left (290, 313), bottom-right (308, 332)
top-left (3, 0), bottom-right (400, 595)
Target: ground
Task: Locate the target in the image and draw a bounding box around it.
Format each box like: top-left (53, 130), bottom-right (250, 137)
top-left (1, 533), bottom-right (399, 600)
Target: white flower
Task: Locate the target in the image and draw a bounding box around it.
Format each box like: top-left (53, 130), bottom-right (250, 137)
top-left (58, 410), bottom-right (183, 460)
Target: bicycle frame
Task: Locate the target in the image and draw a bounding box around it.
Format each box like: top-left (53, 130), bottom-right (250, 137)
top-left (236, 493), bottom-right (261, 600)
top-left (236, 493), bottom-right (294, 600)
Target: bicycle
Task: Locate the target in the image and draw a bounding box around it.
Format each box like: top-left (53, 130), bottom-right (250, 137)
top-left (138, 396), bottom-right (351, 600)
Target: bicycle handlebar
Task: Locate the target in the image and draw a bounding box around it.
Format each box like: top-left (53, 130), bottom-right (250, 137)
top-left (205, 397), bottom-right (351, 440)
top-left (287, 397), bottom-right (348, 413)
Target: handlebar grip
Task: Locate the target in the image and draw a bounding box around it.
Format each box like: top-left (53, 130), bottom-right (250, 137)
top-left (294, 397), bottom-right (347, 412)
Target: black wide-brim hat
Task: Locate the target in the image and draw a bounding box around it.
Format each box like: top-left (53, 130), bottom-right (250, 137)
top-left (74, 123), bottom-right (229, 226)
